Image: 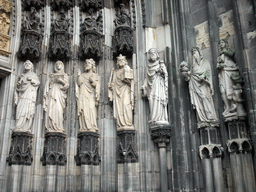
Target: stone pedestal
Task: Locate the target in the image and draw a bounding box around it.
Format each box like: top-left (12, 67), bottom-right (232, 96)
top-left (41, 132), bottom-right (67, 166)
top-left (116, 130), bottom-right (138, 163)
top-left (75, 132), bottom-right (100, 165)
top-left (150, 124), bottom-right (171, 192)
top-left (226, 120), bottom-right (255, 192)
top-left (7, 132), bottom-right (34, 165)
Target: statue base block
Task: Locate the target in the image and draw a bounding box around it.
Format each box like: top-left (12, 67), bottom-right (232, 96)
top-left (7, 132), bottom-right (34, 165)
top-left (41, 132), bottom-right (67, 166)
top-left (150, 124), bottom-right (171, 147)
top-left (117, 130), bottom-right (138, 163)
top-left (75, 132), bottom-right (100, 165)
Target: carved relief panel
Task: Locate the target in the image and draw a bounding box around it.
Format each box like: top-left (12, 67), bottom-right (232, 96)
top-left (0, 0), bottom-right (12, 57)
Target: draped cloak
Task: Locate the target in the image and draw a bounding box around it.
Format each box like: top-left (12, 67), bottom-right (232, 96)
top-left (14, 71), bottom-right (40, 132)
top-left (76, 72), bottom-right (100, 132)
top-left (44, 71), bottom-right (69, 132)
top-left (108, 65), bottom-right (134, 130)
top-left (189, 58), bottom-right (218, 126)
top-left (143, 60), bottom-right (168, 124)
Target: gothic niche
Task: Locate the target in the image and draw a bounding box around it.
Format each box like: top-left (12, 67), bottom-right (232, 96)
top-left (21, 0), bottom-right (44, 11)
top-left (18, 7), bottom-right (44, 62)
top-left (79, 0), bottom-right (102, 12)
top-left (113, 3), bottom-right (134, 59)
top-left (79, 9), bottom-right (103, 61)
top-left (49, 10), bottom-right (71, 61)
top-left (50, 0), bottom-right (73, 11)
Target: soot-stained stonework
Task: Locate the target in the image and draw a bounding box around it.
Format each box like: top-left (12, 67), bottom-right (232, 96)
top-left (117, 130), bottom-right (138, 163)
top-left (41, 132), bottom-right (67, 166)
top-left (50, 0), bottom-right (73, 11)
top-left (75, 132), bottom-right (100, 165)
top-left (6, 132), bottom-right (34, 165)
top-left (150, 125), bottom-right (171, 145)
top-left (21, 0), bottom-right (44, 11)
top-left (79, 0), bottom-right (102, 12)
top-left (18, 7), bottom-right (44, 62)
top-left (49, 10), bottom-right (71, 61)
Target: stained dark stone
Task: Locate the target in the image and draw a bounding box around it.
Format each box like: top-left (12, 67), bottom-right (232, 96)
top-left (49, 11), bottom-right (71, 61)
top-left (6, 132), bottom-right (34, 166)
top-left (75, 132), bottom-right (100, 165)
top-left (79, 0), bottom-right (102, 12)
top-left (113, 3), bottom-right (134, 58)
top-left (117, 130), bottom-right (138, 163)
top-left (150, 125), bottom-right (171, 144)
top-left (114, 0), bottom-right (130, 7)
top-left (50, 0), bottom-right (73, 11)
top-left (18, 7), bottom-right (44, 62)
top-left (79, 10), bottom-right (103, 61)
top-left (22, 0), bottom-right (44, 11)
top-left (41, 132), bottom-right (67, 166)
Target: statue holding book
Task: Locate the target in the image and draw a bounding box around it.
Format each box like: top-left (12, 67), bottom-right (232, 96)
top-left (108, 54), bottom-right (134, 131)
top-left (43, 61), bottom-right (69, 133)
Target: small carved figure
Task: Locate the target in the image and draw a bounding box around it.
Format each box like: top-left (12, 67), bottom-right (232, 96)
top-left (180, 47), bottom-right (218, 128)
top-left (43, 61), bottom-right (69, 132)
top-left (52, 10), bottom-right (70, 32)
top-left (14, 60), bottom-right (40, 132)
top-left (108, 54), bottom-right (134, 131)
top-left (76, 58), bottom-right (100, 132)
top-left (114, 3), bottom-right (131, 27)
top-left (82, 9), bottom-right (99, 31)
top-left (0, 13), bottom-right (10, 35)
top-left (217, 39), bottom-right (246, 120)
top-left (141, 48), bottom-right (169, 126)
top-left (23, 7), bottom-right (42, 32)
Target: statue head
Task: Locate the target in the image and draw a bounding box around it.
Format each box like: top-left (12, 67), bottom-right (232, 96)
top-left (116, 54), bottom-right (128, 68)
top-left (55, 60), bottom-right (64, 72)
top-left (85, 58), bottom-right (96, 73)
top-left (218, 39), bottom-right (229, 50)
top-left (191, 47), bottom-right (203, 62)
top-left (23, 60), bottom-right (34, 72)
top-left (148, 48), bottom-right (160, 62)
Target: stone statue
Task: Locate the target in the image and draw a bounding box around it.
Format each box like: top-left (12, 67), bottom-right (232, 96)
top-left (180, 47), bottom-right (218, 128)
top-left (52, 10), bottom-right (70, 32)
top-left (114, 3), bottom-right (131, 27)
top-left (14, 60), bottom-right (40, 132)
top-left (217, 39), bottom-right (246, 120)
top-left (108, 54), bottom-right (134, 131)
top-left (0, 13), bottom-right (10, 35)
top-left (141, 48), bottom-right (169, 126)
top-left (43, 61), bottom-right (69, 133)
top-left (23, 7), bottom-right (42, 33)
top-left (76, 58), bottom-right (100, 132)
top-left (82, 8), bottom-right (99, 31)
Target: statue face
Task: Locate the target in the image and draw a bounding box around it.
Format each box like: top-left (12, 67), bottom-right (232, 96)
top-left (149, 51), bottom-right (158, 61)
top-left (219, 40), bottom-right (226, 49)
top-left (24, 61), bottom-right (33, 71)
top-left (55, 61), bottom-right (63, 71)
top-left (85, 61), bottom-right (92, 71)
top-left (117, 59), bottom-right (127, 67)
top-left (192, 49), bottom-right (200, 61)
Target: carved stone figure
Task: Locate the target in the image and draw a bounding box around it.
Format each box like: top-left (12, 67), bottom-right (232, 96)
top-left (141, 48), bottom-right (169, 126)
top-left (49, 10), bottom-right (71, 61)
top-left (43, 61), bottom-right (69, 133)
top-left (108, 54), bottom-right (134, 131)
top-left (14, 60), bottom-right (40, 132)
top-left (0, 13), bottom-right (10, 35)
top-left (79, 9), bottom-right (102, 61)
top-left (180, 47), bottom-right (218, 128)
top-left (76, 58), bottom-right (100, 132)
top-left (217, 39), bottom-right (246, 121)
top-left (113, 3), bottom-right (133, 58)
top-left (18, 7), bottom-right (43, 61)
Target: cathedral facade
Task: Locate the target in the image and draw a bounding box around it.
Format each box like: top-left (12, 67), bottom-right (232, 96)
top-left (0, 0), bottom-right (256, 191)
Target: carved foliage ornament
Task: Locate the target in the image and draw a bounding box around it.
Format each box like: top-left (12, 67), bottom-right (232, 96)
top-left (18, 7), bottom-right (44, 61)
top-left (49, 11), bottom-right (71, 61)
top-left (22, 0), bottom-right (44, 10)
top-left (50, 0), bottom-right (73, 11)
top-left (79, 11), bottom-right (103, 61)
top-left (79, 0), bottom-right (102, 12)
top-left (113, 3), bottom-right (133, 58)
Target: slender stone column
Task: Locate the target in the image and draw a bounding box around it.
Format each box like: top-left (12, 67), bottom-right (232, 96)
top-left (150, 125), bottom-right (171, 192)
top-left (212, 158), bottom-right (225, 192)
top-left (201, 158), bottom-right (214, 192)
